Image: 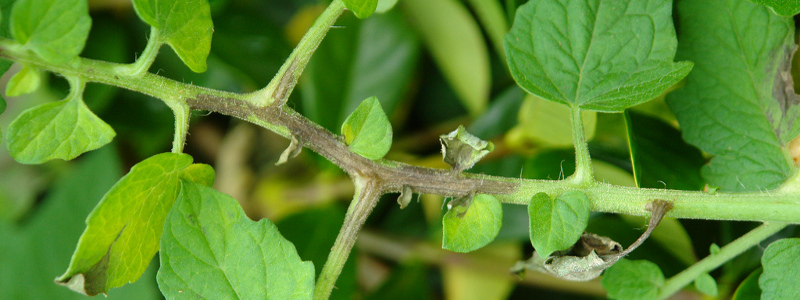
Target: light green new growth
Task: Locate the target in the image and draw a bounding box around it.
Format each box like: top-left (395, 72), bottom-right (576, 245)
top-left (341, 96), bottom-right (393, 160)
top-left (528, 191), bottom-right (590, 258)
top-left (442, 194), bottom-right (503, 253)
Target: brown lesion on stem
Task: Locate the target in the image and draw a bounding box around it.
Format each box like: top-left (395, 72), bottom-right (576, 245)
top-left (271, 58), bottom-right (298, 107)
top-left (185, 92), bottom-right (520, 198)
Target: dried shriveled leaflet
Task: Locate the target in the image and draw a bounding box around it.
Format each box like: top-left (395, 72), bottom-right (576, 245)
top-left (512, 200), bottom-right (673, 281)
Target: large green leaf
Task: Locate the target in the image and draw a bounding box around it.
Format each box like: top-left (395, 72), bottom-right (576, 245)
top-left (504, 0), bottom-right (692, 112)
top-left (6, 85), bottom-right (115, 164)
top-left (55, 153), bottom-right (213, 296)
top-left (403, 0), bottom-right (490, 116)
top-left (749, 0), bottom-right (800, 16)
top-left (158, 182), bottom-right (315, 299)
top-left (341, 96), bottom-right (393, 160)
top-left (131, 0), bottom-right (213, 73)
top-left (732, 268), bottom-right (762, 300)
top-left (601, 259), bottom-right (664, 300)
top-left (667, 0), bottom-right (797, 191)
top-left (344, 0), bottom-right (378, 19)
top-left (442, 194), bottom-right (503, 253)
top-left (10, 0), bottom-right (91, 64)
top-left (624, 110), bottom-right (705, 190)
top-left (0, 148), bottom-right (160, 300)
top-left (528, 191), bottom-right (590, 258)
top-left (300, 10), bottom-right (419, 131)
top-left (760, 238), bottom-right (800, 300)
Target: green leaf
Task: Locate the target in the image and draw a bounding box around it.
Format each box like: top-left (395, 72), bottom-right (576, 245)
top-left (301, 10), bottom-right (419, 132)
top-left (341, 96), bottom-right (393, 160)
top-left (403, 0), bottom-right (490, 116)
top-left (442, 194), bottom-right (503, 253)
top-left (55, 153), bottom-right (212, 296)
top-left (0, 148), bottom-right (161, 300)
top-left (528, 191), bottom-right (590, 258)
top-left (158, 182), bottom-right (315, 299)
top-left (667, 0), bottom-right (797, 192)
top-left (6, 85), bottom-right (115, 164)
top-left (694, 272), bottom-right (718, 296)
top-left (749, 0), bottom-right (800, 16)
top-left (602, 259), bottom-right (664, 300)
top-left (5, 63), bottom-right (41, 97)
top-left (760, 238), bottom-right (800, 300)
top-left (732, 268), bottom-right (762, 300)
top-left (131, 0), bottom-right (213, 73)
top-left (9, 0), bottom-right (91, 64)
top-left (344, 0), bottom-right (378, 18)
top-left (625, 110), bottom-right (705, 191)
top-left (504, 0), bottom-right (692, 112)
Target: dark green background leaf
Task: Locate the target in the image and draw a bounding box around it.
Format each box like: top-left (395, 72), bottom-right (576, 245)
top-left (158, 182), bottom-right (315, 299)
top-left (0, 148), bottom-right (160, 299)
top-left (402, 0), bottom-right (490, 116)
top-left (732, 268), bottom-right (762, 300)
top-left (301, 10), bottom-right (419, 131)
top-left (10, 0), bottom-right (91, 64)
top-left (601, 259), bottom-right (664, 300)
top-left (625, 110), bottom-right (705, 190)
top-left (131, 0), bottom-right (214, 72)
top-left (759, 238), bottom-right (800, 300)
top-left (528, 191), bottom-right (590, 258)
top-left (505, 0), bottom-right (692, 112)
top-left (668, 0), bottom-right (797, 191)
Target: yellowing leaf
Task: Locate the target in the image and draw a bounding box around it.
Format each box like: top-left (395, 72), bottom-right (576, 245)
top-left (5, 64), bottom-right (41, 97)
top-left (56, 153), bottom-right (213, 295)
top-left (341, 96), bottom-right (393, 160)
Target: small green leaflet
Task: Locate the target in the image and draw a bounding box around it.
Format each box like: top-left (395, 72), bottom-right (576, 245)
top-left (439, 125), bottom-right (494, 173)
top-left (6, 82), bottom-right (115, 164)
top-left (759, 238), bottom-right (800, 300)
top-left (341, 96), bottom-right (393, 160)
top-left (504, 0), bottom-right (692, 112)
top-left (667, 0), bottom-right (797, 192)
top-left (749, 0), bottom-right (800, 16)
top-left (344, 0), bottom-right (378, 19)
top-left (10, 0), bottom-right (91, 64)
top-left (56, 153), bottom-right (213, 296)
top-left (442, 194), bottom-right (502, 253)
top-left (158, 182), bottom-right (315, 299)
top-left (601, 259), bottom-right (664, 300)
top-left (528, 191), bottom-right (590, 258)
top-left (694, 272), bottom-right (718, 296)
top-left (131, 0), bottom-right (213, 73)
top-left (5, 63), bottom-right (41, 97)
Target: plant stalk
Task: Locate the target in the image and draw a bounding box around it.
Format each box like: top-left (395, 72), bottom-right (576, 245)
top-left (250, 0), bottom-right (345, 107)
top-left (656, 222), bottom-right (788, 299)
top-left (314, 177), bottom-right (382, 300)
top-left (568, 106), bottom-right (594, 186)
